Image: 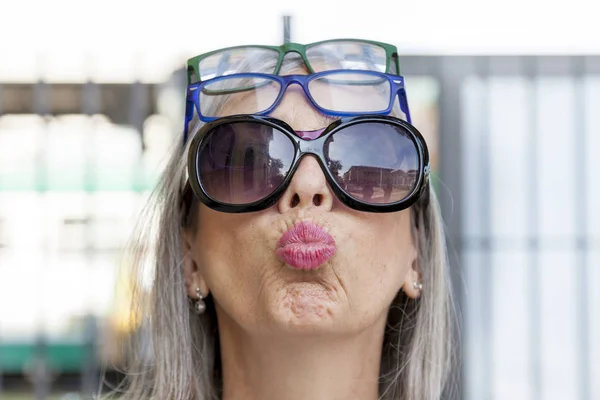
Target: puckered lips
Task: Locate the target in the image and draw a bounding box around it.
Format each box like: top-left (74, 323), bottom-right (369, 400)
top-left (276, 221), bottom-right (337, 270)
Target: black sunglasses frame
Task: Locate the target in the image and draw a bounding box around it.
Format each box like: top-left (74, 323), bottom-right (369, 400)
top-left (186, 114), bottom-right (430, 213)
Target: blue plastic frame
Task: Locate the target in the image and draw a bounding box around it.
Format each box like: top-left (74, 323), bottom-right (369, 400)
top-left (183, 70), bottom-right (411, 143)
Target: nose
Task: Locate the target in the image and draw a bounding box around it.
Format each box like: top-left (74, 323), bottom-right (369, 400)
top-left (277, 155), bottom-right (334, 213)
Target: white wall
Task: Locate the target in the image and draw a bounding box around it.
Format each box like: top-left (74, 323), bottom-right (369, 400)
top-left (0, 0), bottom-right (599, 82)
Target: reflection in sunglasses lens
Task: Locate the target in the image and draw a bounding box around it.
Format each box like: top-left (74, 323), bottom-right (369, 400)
top-left (198, 122), bottom-right (294, 205)
top-left (325, 122), bottom-right (418, 204)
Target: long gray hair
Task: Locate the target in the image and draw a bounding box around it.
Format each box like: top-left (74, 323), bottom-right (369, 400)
top-left (104, 55), bottom-right (459, 400)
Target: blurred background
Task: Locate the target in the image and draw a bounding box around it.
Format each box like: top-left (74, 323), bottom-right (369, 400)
top-left (0, 0), bottom-right (598, 399)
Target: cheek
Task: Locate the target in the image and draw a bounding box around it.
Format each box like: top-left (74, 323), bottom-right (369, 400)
top-left (334, 210), bottom-right (414, 305)
top-left (191, 207), bottom-right (275, 319)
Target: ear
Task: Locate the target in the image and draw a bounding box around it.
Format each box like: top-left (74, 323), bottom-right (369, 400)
top-left (181, 229), bottom-right (210, 299)
top-left (401, 223), bottom-right (422, 299)
top-left (401, 258), bottom-right (422, 299)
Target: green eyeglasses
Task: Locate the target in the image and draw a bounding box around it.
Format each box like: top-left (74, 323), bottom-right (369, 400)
top-left (186, 39), bottom-right (401, 85)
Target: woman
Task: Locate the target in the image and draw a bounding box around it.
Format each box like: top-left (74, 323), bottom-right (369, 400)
top-left (112, 42), bottom-right (457, 400)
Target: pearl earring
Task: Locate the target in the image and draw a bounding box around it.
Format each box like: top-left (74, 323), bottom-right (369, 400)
top-left (194, 287), bottom-right (206, 314)
top-left (413, 281), bottom-right (423, 291)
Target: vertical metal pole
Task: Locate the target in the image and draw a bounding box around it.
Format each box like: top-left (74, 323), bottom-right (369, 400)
top-left (479, 56), bottom-right (493, 400)
top-left (437, 56), bottom-right (466, 399)
top-left (83, 78), bottom-right (100, 193)
top-left (129, 80), bottom-right (148, 195)
top-left (34, 78), bottom-right (52, 400)
top-left (0, 81), bottom-right (3, 397)
top-left (81, 315), bottom-right (99, 398)
top-left (524, 56), bottom-right (542, 400)
top-left (130, 81), bottom-right (148, 153)
top-left (34, 80), bottom-right (50, 193)
top-left (82, 75), bottom-right (101, 398)
top-left (572, 56), bottom-right (590, 400)
top-left (283, 15), bottom-right (292, 44)
top-left (83, 82), bottom-right (101, 117)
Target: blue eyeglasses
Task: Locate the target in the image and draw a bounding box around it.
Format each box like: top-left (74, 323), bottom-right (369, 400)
top-left (183, 69), bottom-right (411, 143)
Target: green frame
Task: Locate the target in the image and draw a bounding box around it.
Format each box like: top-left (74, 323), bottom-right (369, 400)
top-left (186, 38), bottom-right (401, 85)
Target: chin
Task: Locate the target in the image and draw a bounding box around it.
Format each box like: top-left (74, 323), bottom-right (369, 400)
top-left (270, 281), bottom-right (341, 333)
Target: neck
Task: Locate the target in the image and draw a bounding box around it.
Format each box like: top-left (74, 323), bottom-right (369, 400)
top-left (217, 316), bottom-right (385, 400)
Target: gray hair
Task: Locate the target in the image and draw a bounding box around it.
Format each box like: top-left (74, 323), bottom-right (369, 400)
top-left (103, 55), bottom-right (458, 400)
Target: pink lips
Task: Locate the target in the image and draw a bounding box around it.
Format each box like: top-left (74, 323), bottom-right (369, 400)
top-left (276, 221), bottom-right (337, 270)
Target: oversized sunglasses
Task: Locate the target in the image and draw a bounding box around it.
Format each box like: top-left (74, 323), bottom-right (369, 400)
top-left (186, 39), bottom-right (401, 85)
top-left (184, 114), bottom-right (429, 214)
top-left (183, 70), bottom-right (411, 143)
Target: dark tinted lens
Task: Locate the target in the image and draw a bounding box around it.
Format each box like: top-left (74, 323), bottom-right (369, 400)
top-left (197, 122), bottom-right (295, 205)
top-left (325, 122), bottom-right (419, 204)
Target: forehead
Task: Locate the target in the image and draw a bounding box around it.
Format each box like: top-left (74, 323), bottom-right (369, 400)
top-left (267, 90), bottom-right (336, 131)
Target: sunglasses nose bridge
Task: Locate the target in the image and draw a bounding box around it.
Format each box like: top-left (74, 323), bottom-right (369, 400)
top-left (297, 138), bottom-right (325, 159)
top-left (295, 141), bottom-right (329, 182)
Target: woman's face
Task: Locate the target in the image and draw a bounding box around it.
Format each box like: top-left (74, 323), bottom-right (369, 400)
top-left (183, 77), bottom-right (420, 337)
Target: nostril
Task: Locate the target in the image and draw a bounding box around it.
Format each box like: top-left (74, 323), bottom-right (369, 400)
top-left (290, 194), bottom-right (300, 208)
top-left (313, 194), bottom-right (323, 207)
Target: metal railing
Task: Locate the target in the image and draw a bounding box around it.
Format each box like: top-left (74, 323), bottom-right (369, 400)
top-left (401, 55), bottom-right (599, 400)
